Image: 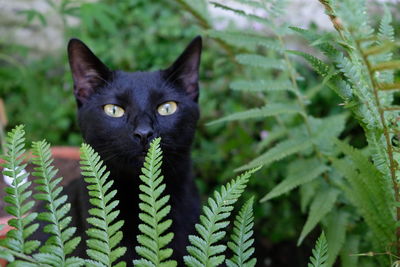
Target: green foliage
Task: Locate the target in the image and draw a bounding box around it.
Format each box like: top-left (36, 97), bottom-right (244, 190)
top-left (226, 197), bottom-right (256, 267)
top-left (80, 144), bottom-right (127, 267)
top-left (31, 140), bottom-right (83, 266)
top-left (184, 166), bottom-right (261, 267)
top-left (308, 232), bottom-right (328, 267)
top-left (204, 0), bottom-right (400, 265)
top-left (261, 159), bottom-right (328, 202)
top-left (0, 126), bottom-right (40, 256)
top-left (134, 138), bottom-right (176, 267)
top-left (0, 125), bottom-right (259, 266)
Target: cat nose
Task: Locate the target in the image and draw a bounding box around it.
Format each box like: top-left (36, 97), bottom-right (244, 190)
top-left (134, 127), bottom-right (154, 144)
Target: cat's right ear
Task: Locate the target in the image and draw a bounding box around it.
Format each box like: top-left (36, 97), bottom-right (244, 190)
top-left (67, 38), bottom-right (111, 107)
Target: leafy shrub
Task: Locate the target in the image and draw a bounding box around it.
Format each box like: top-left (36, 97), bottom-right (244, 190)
top-left (0, 125), bottom-right (258, 266)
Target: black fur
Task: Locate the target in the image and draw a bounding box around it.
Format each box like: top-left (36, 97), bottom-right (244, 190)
top-left (35, 37), bottom-right (202, 266)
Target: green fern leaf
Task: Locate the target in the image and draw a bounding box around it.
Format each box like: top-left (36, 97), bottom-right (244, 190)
top-left (326, 211), bottom-right (348, 267)
top-left (236, 54), bottom-right (284, 70)
top-left (133, 138), bottom-right (177, 267)
top-left (210, 2), bottom-right (273, 28)
top-left (287, 50), bottom-right (330, 77)
top-left (31, 140), bottom-right (83, 265)
top-left (308, 232), bottom-right (328, 267)
top-left (378, 5), bottom-right (394, 42)
top-left (261, 159), bottom-right (328, 202)
top-left (80, 144), bottom-right (127, 267)
top-left (207, 30), bottom-right (282, 52)
top-left (0, 125), bottom-right (40, 255)
top-left (184, 167), bottom-right (261, 267)
top-left (236, 135), bottom-right (313, 172)
top-left (298, 189), bottom-right (339, 245)
top-left (226, 197), bottom-right (256, 267)
top-left (230, 80), bottom-right (294, 93)
top-left (331, 140), bottom-right (394, 250)
top-left (208, 103), bottom-right (302, 126)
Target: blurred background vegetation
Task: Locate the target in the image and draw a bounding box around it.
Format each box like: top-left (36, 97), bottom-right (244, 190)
top-left (0, 0), bottom-right (399, 266)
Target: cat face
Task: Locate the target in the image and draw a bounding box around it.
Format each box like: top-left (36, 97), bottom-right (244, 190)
top-left (67, 37), bottom-right (202, 168)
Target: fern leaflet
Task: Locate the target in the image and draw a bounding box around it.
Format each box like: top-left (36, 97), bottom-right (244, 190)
top-left (0, 125), bottom-right (40, 255)
top-left (80, 144), bottom-right (126, 267)
top-left (235, 54), bottom-right (284, 70)
top-left (298, 189), bottom-right (339, 245)
top-left (230, 80), bottom-right (294, 93)
top-left (326, 211), bottom-right (348, 267)
top-left (308, 232), bottom-right (328, 267)
top-left (261, 159), bottom-right (328, 202)
top-left (236, 136), bottom-right (313, 172)
top-left (31, 140), bottom-right (83, 266)
top-left (208, 103), bottom-right (302, 126)
top-left (133, 138), bottom-right (177, 267)
top-left (226, 197), bottom-right (256, 267)
top-left (184, 166), bottom-right (261, 267)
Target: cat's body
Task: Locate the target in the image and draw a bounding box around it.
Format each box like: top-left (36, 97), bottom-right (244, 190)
top-left (33, 37), bottom-right (202, 265)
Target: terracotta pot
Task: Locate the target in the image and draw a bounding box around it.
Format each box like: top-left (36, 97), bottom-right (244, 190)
top-left (0, 146), bottom-right (80, 265)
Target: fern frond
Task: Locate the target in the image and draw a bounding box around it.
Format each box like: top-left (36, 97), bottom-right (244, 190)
top-left (0, 125), bottom-right (40, 255)
top-left (133, 138), bottom-right (176, 267)
top-left (226, 197), bottom-right (256, 267)
top-left (236, 135), bottom-right (313, 172)
top-left (298, 189), bottom-right (339, 246)
top-left (80, 144), bottom-right (126, 267)
top-left (208, 103), bottom-right (301, 126)
top-left (331, 140), bottom-right (394, 250)
top-left (230, 80), bottom-right (294, 93)
top-left (261, 159), bottom-right (328, 202)
top-left (31, 140), bottom-right (83, 266)
top-left (235, 54), bottom-right (284, 70)
top-left (184, 166), bottom-right (261, 267)
top-left (308, 232), bottom-right (328, 267)
top-left (210, 2), bottom-right (273, 28)
top-left (326, 211), bottom-right (348, 267)
top-left (207, 30), bottom-right (282, 52)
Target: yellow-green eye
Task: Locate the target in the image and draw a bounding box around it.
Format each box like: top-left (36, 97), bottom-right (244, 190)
top-left (103, 104), bottom-right (125, 117)
top-left (157, 101), bottom-right (178, 116)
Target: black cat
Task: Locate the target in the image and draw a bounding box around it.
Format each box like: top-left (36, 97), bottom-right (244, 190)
top-left (38, 37), bottom-right (202, 265)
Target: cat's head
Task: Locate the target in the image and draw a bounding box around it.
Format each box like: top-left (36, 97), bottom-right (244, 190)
top-left (67, 37), bottom-right (202, 169)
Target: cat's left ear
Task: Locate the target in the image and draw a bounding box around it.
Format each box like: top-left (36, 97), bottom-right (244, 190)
top-left (164, 36), bottom-right (202, 102)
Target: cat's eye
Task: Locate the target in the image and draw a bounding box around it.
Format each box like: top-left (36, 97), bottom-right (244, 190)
top-left (157, 101), bottom-right (178, 116)
top-left (103, 104), bottom-right (125, 117)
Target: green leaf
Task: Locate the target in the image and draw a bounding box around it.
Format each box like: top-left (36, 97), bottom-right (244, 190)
top-left (31, 140), bottom-right (82, 262)
top-left (236, 136), bottom-right (313, 172)
top-left (1, 125), bottom-right (40, 255)
top-left (80, 143), bottom-right (126, 266)
top-left (226, 197), bottom-right (256, 267)
top-left (208, 103), bottom-right (302, 126)
top-left (207, 30), bottom-right (282, 52)
top-left (236, 54), bottom-right (284, 70)
top-left (134, 138), bottom-right (177, 267)
top-left (298, 189), bottom-right (339, 245)
top-left (308, 232), bottom-right (328, 267)
top-left (261, 159), bottom-right (328, 202)
top-left (230, 80), bottom-right (294, 93)
top-left (326, 211), bottom-right (348, 267)
top-left (184, 167), bottom-right (261, 267)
